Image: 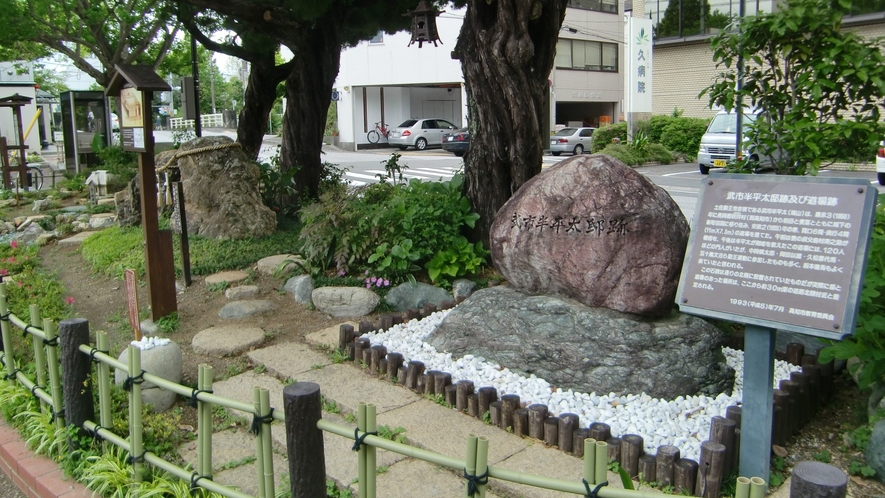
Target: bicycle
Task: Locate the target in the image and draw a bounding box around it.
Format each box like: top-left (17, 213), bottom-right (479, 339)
top-left (366, 122), bottom-right (390, 143)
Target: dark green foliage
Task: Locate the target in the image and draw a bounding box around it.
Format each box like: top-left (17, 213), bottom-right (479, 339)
top-left (656, 0), bottom-right (730, 38)
top-left (660, 118), bottom-right (710, 158)
top-left (298, 174), bottom-right (486, 284)
top-left (590, 122), bottom-right (628, 153)
top-left (597, 143), bottom-right (672, 166)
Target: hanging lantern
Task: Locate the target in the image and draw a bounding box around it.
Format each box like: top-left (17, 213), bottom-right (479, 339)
top-left (405, 0), bottom-right (444, 48)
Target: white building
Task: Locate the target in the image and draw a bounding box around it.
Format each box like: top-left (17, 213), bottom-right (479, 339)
top-left (334, 1), bottom-right (630, 151)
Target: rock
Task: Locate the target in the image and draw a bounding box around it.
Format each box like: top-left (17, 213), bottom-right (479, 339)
top-left (115, 175), bottom-right (141, 228)
top-left (218, 300), bottom-right (276, 319)
top-left (89, 213), bottom-right (117, 229)
top-left (452, 279), bottom-right (478, 301)
top-left (32, 199), bottom-right (51, 212)
top-left (205, 270), bottom-right (250, 286)
top-left (225, 285), bottom-right (260, 300)
top-left (312, 287), bottom-right (380, 317)
top-left (169, 136), bottom-right (276, 240)
top-left (427, 286), bottom-right (733, 399)
top-left (284, 275), bottom-right (314, 305)
top-left (489, 155), bottom-right (689, 317)
top-left (192, 325), bottom-right (266, 356)
top-left (114, 341), bottom-right (182, 412)
top-left (140, 319), bottom-right (160, 337)
top-left (867, 420), bottom-right (885, 482)
top-left (255, 254), bottom-right (302, 277)
top-left (36, 233), bottom-right (56, 246)
top-left (16, 222), bottom-right (46, 245)
top-left (384, 282), bottom-right (453, 312)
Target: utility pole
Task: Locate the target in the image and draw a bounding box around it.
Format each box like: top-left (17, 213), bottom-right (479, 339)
top-left (190, 34), bottom-right (202, 137)
top-left (209, 59), bottom-right (217, 114)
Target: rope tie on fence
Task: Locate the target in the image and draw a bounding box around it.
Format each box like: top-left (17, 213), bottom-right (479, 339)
top-left (4, 369), bottom-right (20, 380)
top-left (88, 347), bottom-right (109, 363)
top-left (22, 324), bottom-right (38, 338)
top-left (351, 428), bottom-right (378, 451)
top-left (189, 471), bottom-right (213, 494)
top-left (582, 479), bottom-right (608, 497)
top-left (126, 452), bottom-right (146, 465)
top-left (0, 311), bottom-right (10, 322)
top-left (42, 336), bottom-right (58, 347)
top-left (29, 383), bottom-right (42, 398)
top-left (463, 469), bottom-right (489, 496)
top-left (89, 424), bottom-right (111, 442)
top-left (156, 142), bottom-right (242, 173)
top-left (187, 388), bottom-right (213, 408)
top-left (49, 408), bottom-right (64, 423)
top-left (123, 370), bottom-right (146, 392)
top-left (249, 408), bottom-right (275, 436)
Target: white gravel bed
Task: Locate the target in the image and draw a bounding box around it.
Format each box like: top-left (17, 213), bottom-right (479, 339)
top-left (365, 309), bottom-right (803, 461)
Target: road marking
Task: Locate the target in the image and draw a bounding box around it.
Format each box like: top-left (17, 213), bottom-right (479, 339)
top-left (365, 169), bottom-right (453, 180)
top-left (662, 170), bottom-right (700, 177)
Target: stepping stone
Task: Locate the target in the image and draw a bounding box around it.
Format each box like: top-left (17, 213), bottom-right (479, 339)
top-left (192, 325), bottom-right (266, 356)
top-left (89, 212), bottom-right (117, 229)
top-left (225, 285), bottom-right (259, 300)
top-left (57, 231), bottom-right (99, 246)
top-left (205, 270), bottom-right (249, 286)
top-left (255, 254), bottom-right (303, 277)
top-left (218, 300), bottom-right (275, 319)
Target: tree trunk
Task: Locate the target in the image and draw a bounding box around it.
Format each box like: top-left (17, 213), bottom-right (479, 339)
top-left (280, 21), bottom-right (343, 205)
top-left (453, 0), bottom-right (568, 248)
top-left (237, 55), bottom-right (292, 160)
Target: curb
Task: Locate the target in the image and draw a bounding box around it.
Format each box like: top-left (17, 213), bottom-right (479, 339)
top-left (0, 418), bottom-right (91, 498)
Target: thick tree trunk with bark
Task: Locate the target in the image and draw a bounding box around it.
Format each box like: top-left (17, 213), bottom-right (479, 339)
top-left (279, 21), bottom-right (343, 204)
top-left (238, 55), bottom-right (292, 160)
top-left (453, 0), bottom-right (568, 248)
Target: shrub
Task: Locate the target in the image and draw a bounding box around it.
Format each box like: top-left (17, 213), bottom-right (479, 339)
top-left (660, 117), bottom-right (710, 158)
top-left (591, 122), bottom-right (628, 153)
top-left (645, 143), bottom-right (674, 164)
top-left (644, 115), bottom-right (677, 143)
top-left (598, 144), bottom-right (641, 165)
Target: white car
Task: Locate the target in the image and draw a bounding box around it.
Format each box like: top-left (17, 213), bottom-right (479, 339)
top-left (387, 118), bottom-right (457, 151)
top-left (877, 141), bottom-right (885, 185)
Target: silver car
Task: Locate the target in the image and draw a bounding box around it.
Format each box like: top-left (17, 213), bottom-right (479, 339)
top-left (388, 118), bottom-right (457, 151)
top-left (549, 127), bottom-right (596, 156)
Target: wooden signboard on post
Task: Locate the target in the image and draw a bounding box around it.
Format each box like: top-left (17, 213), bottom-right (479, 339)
top-left (106, 65), bottom-right (177, 321)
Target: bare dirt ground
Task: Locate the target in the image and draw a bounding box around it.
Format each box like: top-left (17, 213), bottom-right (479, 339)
top-left (16, 193), bottom-right (883, 496)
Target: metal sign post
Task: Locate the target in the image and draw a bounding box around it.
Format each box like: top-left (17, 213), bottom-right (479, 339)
top-left (676, 173), bottom-right (878, 486)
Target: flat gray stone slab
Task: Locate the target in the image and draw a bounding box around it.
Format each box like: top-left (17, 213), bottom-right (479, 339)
top-left (178, 429), bottom-right (257, 472)
top-left (218, 300), bottom-right (275, 319)
top-left (246, 343), bottom-right (330, 378)
top-left (192, 325), bottom-right (266, 356)
top-left (376, 400), bottom-right (530, 467)
top-left (305, 322), bottom-right (358, 350)
top-left (57, 231), bottom-right (99, 246)
top-left (212, 371), bottom-right (287, 423)
top-left (225, 285), bottom-right (260, 300)
top-left (205, 270), bottom-right (249, 286)
top-left (318, 412), bottom-right (408, 489)
top-left (298, 364), bottom-right (421, 416)
top-left (213, 454), bottom-right (288, 497)
top-left (367, 458), bottom-right (468, 498)
top-left (488, 443), bottom-right (587, 497)
top-left (255, 254), bottom-right (302, 276)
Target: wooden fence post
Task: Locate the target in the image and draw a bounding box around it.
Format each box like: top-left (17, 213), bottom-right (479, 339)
top-left (283, 382), bottom-right (326, 498)
top-left (790, 461), bottom-right (847, 498)
top-left (58, 318), bottom-right (95, 442)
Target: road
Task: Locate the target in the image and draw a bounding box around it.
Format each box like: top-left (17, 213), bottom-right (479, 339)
top-left (318, 146), bottom-right (884, 222)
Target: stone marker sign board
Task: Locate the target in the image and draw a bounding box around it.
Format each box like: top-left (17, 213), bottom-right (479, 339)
top-left (677, 174), bottom-right (878, 340)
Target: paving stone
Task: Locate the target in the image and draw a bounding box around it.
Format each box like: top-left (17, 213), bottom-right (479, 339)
top-left (192, 325), bottom-right (266, 356)
top-left (178, 428), bottom-right (258, 472)
top-left (205, 270), bottom-right (249, 286)
top-left (218, 299), bottom-right (275, 319)
top-left (487, 442), bottom-right (587, 497)
top-left (212, 454), bottom-right (288, 497)
top-left (57, 231), bottom-right (99, 246)
top-left (297, 364), bottom-right (421, 416)
top-left (305, 322), bottom-right (358, 350)
top-left (246, 342), bottom-right (330, 379)
top-left (212, 371), bottom-right (287, 423)
top-left (225, 285), bottom-right (260, 300)
top-left (255, 254), bottom-right (302, 277)
top-left (319, 412), bottom-right (408, 489)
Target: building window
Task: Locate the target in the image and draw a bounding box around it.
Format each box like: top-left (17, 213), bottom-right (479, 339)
top-left (555, 39), bottom-right (619, 72)
top-left (369, 32), bottom-right (384, 44)
top-left (567, 0), bottom-right (617, 13)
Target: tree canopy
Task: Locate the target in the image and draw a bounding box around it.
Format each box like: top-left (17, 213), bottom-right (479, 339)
top-left (0, 0), bottom-right (180, 87)
top-left (656, 0), bottom-right (729, 38)
top-left (701, 0), bottom-right (885, 175)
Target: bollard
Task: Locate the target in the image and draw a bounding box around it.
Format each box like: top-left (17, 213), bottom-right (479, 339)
top-left (790, 461), bottom-right (848, 498)
top-left (59, 318), bottom-right (95, 443)
top-left (283, 382), bottom-right (326, 498)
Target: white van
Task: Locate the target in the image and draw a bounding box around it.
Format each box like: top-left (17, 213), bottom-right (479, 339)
top-left (697, 110), bottom-right (771, 174)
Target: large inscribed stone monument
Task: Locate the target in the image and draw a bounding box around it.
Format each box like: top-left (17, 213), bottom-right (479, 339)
top-left (490, 155), bottom-right (689, 317)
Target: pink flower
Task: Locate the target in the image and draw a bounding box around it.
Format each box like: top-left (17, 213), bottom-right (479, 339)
top-left (370, 276), bottom-right (377, 283)
top-left (375, 280), bottom-right (383, 287)
top-left (0, 269), bottom-right (7, 276)
top-left (65, 296), bottom-right (75, 305)
top-left (364, 270), bottom-right (369, 275)
top-left (9, 241), bottom-right (17, 249)
top-left (365, 283), bottom-right (371, 289)
top-left (383, 279), bottom-right (390, 286)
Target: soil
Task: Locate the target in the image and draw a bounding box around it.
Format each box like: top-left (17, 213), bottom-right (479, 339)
top-left (12, 198), bottom-right (885, 497)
